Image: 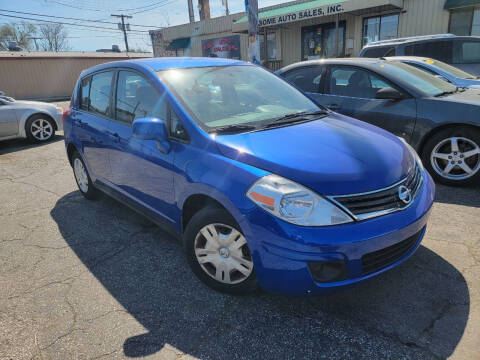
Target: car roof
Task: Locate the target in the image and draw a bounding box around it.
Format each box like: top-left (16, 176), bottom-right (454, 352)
top-left (277, 58), bottom-right (386, 73)
top-left (362, 35), bottom-right (480, 48)
top-left (385, 56), bottom-right (431, 62)
top-left (81, 57), bottom-right (250, 77)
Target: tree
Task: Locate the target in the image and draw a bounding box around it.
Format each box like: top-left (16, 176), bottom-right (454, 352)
top-left (39, 23), bottom-right (70, 52)
top-left (0, 22), bottom-right (37, 50)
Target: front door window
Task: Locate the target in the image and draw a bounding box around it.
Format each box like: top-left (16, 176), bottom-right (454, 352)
top-left (302, 22), bottom-right (345, 60)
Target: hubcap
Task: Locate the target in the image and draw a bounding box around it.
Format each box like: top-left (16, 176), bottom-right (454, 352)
top-left (31, 119), bottom-right (53, 141)
top-left (194, 223), bottom-right (253, 285)
top-left (73, 158), bottom-right (89, 193)
top-left (431, 137), bottom-right (480, 180)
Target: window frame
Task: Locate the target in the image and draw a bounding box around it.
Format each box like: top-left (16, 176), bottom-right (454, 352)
top-left (324, 64), bottom-right (409, 100)
top-left (281, 65), bottom-right (326, 94)
top-left (362, 13), bottom-right (400, 47)
top-left (77, 69), bottom-right (116, 120)
top-left (448, 7), bottom-right (479, 36)
top-left (112, 67), bottom-right (190, 143)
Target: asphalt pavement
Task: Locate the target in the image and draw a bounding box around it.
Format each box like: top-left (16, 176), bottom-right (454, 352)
top-left (0, 131), bottom-right (479, 359)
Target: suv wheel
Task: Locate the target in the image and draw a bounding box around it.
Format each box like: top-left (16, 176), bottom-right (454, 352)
top-left (25, 115), bottom-right (55, 142)
top-left (72, 151), bottom-right (99, 200)
top-left (184, 207), bottom-right (258, 294)
top-left (422, 127), bottom-right (480, 186)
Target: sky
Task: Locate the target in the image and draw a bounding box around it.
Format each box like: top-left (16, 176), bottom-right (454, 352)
top-left (0, 0), bottom-right (283, 52)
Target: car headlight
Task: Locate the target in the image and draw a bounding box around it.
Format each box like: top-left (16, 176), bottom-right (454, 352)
top-left (246, 174), bottom-right (353, 226)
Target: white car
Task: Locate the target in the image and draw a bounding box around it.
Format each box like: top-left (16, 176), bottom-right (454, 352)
top-left (0, 95), bottom-right (63, 142)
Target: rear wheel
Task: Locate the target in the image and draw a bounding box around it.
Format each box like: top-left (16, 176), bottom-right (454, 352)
top-left (71, 151), bottom-right (99, 200)
top-left (184, 207), bottom-right (258, 294)
top-left (25, 115), bottom-right (55, 142)
top-left (422, 126), bottom-right (480, 186)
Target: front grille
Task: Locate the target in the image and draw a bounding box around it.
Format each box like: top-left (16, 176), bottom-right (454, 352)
top-left (331, 164), bottom-right (422, 220)
top-left (361, 228), bottom-right (423, 275)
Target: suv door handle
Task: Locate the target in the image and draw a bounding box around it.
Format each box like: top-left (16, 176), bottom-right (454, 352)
top-left (327, 103), bottom-right (340, 110)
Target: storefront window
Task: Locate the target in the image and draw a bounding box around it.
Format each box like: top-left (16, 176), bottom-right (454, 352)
top-left (362, 14), bottom-right (399, 46)
top-left (449, 7), bottom-right (480, 36)
top-left (301, 22), bottom-right (345, 60)
top-left (259, 32), bottom-right (277, 60)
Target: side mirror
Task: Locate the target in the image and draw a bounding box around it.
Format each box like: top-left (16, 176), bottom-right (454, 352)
top-left (375, 87), bottom-right (404, 100)
top-left (132, 117), bottom-right (170, 153)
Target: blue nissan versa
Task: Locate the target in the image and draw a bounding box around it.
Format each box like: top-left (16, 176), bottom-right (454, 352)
top-left (63, 58), bottom-right (435, 296)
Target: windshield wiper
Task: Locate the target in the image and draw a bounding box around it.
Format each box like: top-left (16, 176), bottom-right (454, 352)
top-left (211, 124), bottom-right (257, 135)
top-left (271, 110), bottom-right (329, 123)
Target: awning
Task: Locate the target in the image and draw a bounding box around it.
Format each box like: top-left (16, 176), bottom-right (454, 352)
top-left (166, 37), bottom-right (191, 51)
top-left (233, 0), bottom-right (403, 31)
top-left (444, 0), bottom-right (480, 9)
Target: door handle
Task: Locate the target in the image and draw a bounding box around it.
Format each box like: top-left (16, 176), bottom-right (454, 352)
top-left (327, 103), bottom-right (340, 111)
top-left (111, 132), bottom-right (120, 143)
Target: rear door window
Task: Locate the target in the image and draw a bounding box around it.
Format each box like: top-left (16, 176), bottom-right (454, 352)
top-left (329, 66), bottom-right (393, 99)
top-left (404, 41), bottom-right (453, 63)
top-left (283, 66), bottom-right (323, 93)
top-left (453, 40), bottom-right (480, 64)
top-left (89, 71), bottom-right (114, 117)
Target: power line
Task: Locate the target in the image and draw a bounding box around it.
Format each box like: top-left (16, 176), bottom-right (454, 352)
top-left (0, 8), bottom-right (163, 28)
top-left (0, 12), bottom-right (151, 32)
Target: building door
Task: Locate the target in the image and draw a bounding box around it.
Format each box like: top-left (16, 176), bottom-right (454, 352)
top-left (301, 21), bottom-right (345, 60)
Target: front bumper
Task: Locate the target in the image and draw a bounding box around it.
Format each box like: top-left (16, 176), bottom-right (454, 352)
top-left (240, 169), bottom-right (435, 296)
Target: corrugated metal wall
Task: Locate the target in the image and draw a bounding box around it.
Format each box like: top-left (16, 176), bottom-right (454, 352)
top-left (0, 54), bottom-right (151, 100)
top-left (399, 0), bottom-right (450, 36)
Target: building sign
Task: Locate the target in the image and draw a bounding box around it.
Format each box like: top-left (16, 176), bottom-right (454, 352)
top-left (202, 35), bottom-right (241, 59)
top-left (259, 3), bottom-right (345, 28)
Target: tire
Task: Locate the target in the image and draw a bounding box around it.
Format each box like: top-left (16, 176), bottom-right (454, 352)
top-left (421, 126), bottom-right (480, 186)
top-left (25, 114), bottom-right (56, 143)
top-left (184, 207), bottom-right (258, 295)
top-left (71, 151), bottom-right (100, 200)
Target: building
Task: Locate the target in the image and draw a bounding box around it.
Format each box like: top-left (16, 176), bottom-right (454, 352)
top-left (0, 51), bottom-right (152, 100)
top-left (150, 0), bottom-right (480, 69)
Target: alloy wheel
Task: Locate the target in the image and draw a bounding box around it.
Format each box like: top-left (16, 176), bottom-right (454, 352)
top-left (194, 223), bottom-right (253, 285)
top-left (430, 137), bottom-right (480, 180)
top-left (73, 158), bottom-right (89, 193)
top-left (31, 118), bottom-right (53, 141)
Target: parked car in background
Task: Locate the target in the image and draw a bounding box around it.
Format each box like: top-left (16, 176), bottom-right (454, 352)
top-left (63, 58), bottom-right (435, 296)
top-left (277, 58), bottom-right (480, 186)
top-left (386, 56), bottom-right (480, 89)
top-left (0, 96), bottom-right (63, 142)
top-left (359, 34), bottom-right (480, 76)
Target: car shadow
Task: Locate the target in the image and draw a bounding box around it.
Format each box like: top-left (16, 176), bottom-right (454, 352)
top-left (0, 134), bottom-right (64, 155)
top-left (50, 191), bottom-right (470, 359)
top-left (434, 183), bottom-right (480, 208)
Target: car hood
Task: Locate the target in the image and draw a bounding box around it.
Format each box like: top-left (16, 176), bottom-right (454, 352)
top-left (214, 112), bottom-right (414, 195)
top-left (440, 88), bottom-right (480, 105)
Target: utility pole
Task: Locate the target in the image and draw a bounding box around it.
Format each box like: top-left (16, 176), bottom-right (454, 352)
top-left (111, 14), bottom-right (132, 52)
top-left (223, 0), bottom-right (229, 15)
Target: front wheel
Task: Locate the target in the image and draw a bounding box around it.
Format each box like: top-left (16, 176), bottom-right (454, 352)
top-left (422, 126), bottom-right (480, 186)
top-left (25, 115), bottom-right (55, 143)
top-left (184, 207), bottom-right (258, 295)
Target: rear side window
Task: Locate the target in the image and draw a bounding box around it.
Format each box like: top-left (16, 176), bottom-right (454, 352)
top-left (79, 77), bottom-right (91, 111)
top-left (115, 70), bottom-right (167, 123)
top-left (329, 66), bottom-right (393, 99)
top-left (361, 46), bottom-right (395, 58)
top-left (453, 40), bottom-right (480, 64)
top-left (89, 71), bottom-right (114, 117)
top-left (283, 66), bottom-right (323, 93)
top-left (404, 41), bottom-right (453, 63)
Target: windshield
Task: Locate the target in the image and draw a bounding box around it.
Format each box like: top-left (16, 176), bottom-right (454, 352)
top-left (157, 65), bottom-right (320, 132)
top-left (380, 62), bottom-right (458, 96)
top-left (423, 59), bottom-right (477, 80)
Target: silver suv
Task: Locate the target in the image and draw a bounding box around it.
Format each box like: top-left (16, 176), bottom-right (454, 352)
top-left (359, 34), bottom-right (480, 76)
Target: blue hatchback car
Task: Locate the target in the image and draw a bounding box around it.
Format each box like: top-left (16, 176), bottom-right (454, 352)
top-left (64, 58), bottom-right (435, 296)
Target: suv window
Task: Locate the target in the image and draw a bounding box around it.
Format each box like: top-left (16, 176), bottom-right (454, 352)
top-left (79, 76), bottom-right (91, 111)
top-left (404, 41), bottom-right (453, 63)
top-left (329, 66), bottom-right (392, 99)
top-left (453, 40), bottom-right (480, 64)
top-left (362, 46), bottom-right (395, 58)
top-left (115, 70), bottom-right (167, 123)
top-left (283, 67), bottom-right (323, 93)
top-left (89, 71), bottom-right (114, 117)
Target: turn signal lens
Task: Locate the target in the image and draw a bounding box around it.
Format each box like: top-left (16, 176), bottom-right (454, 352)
top-left (62, 108), bottom-right (71, 122)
